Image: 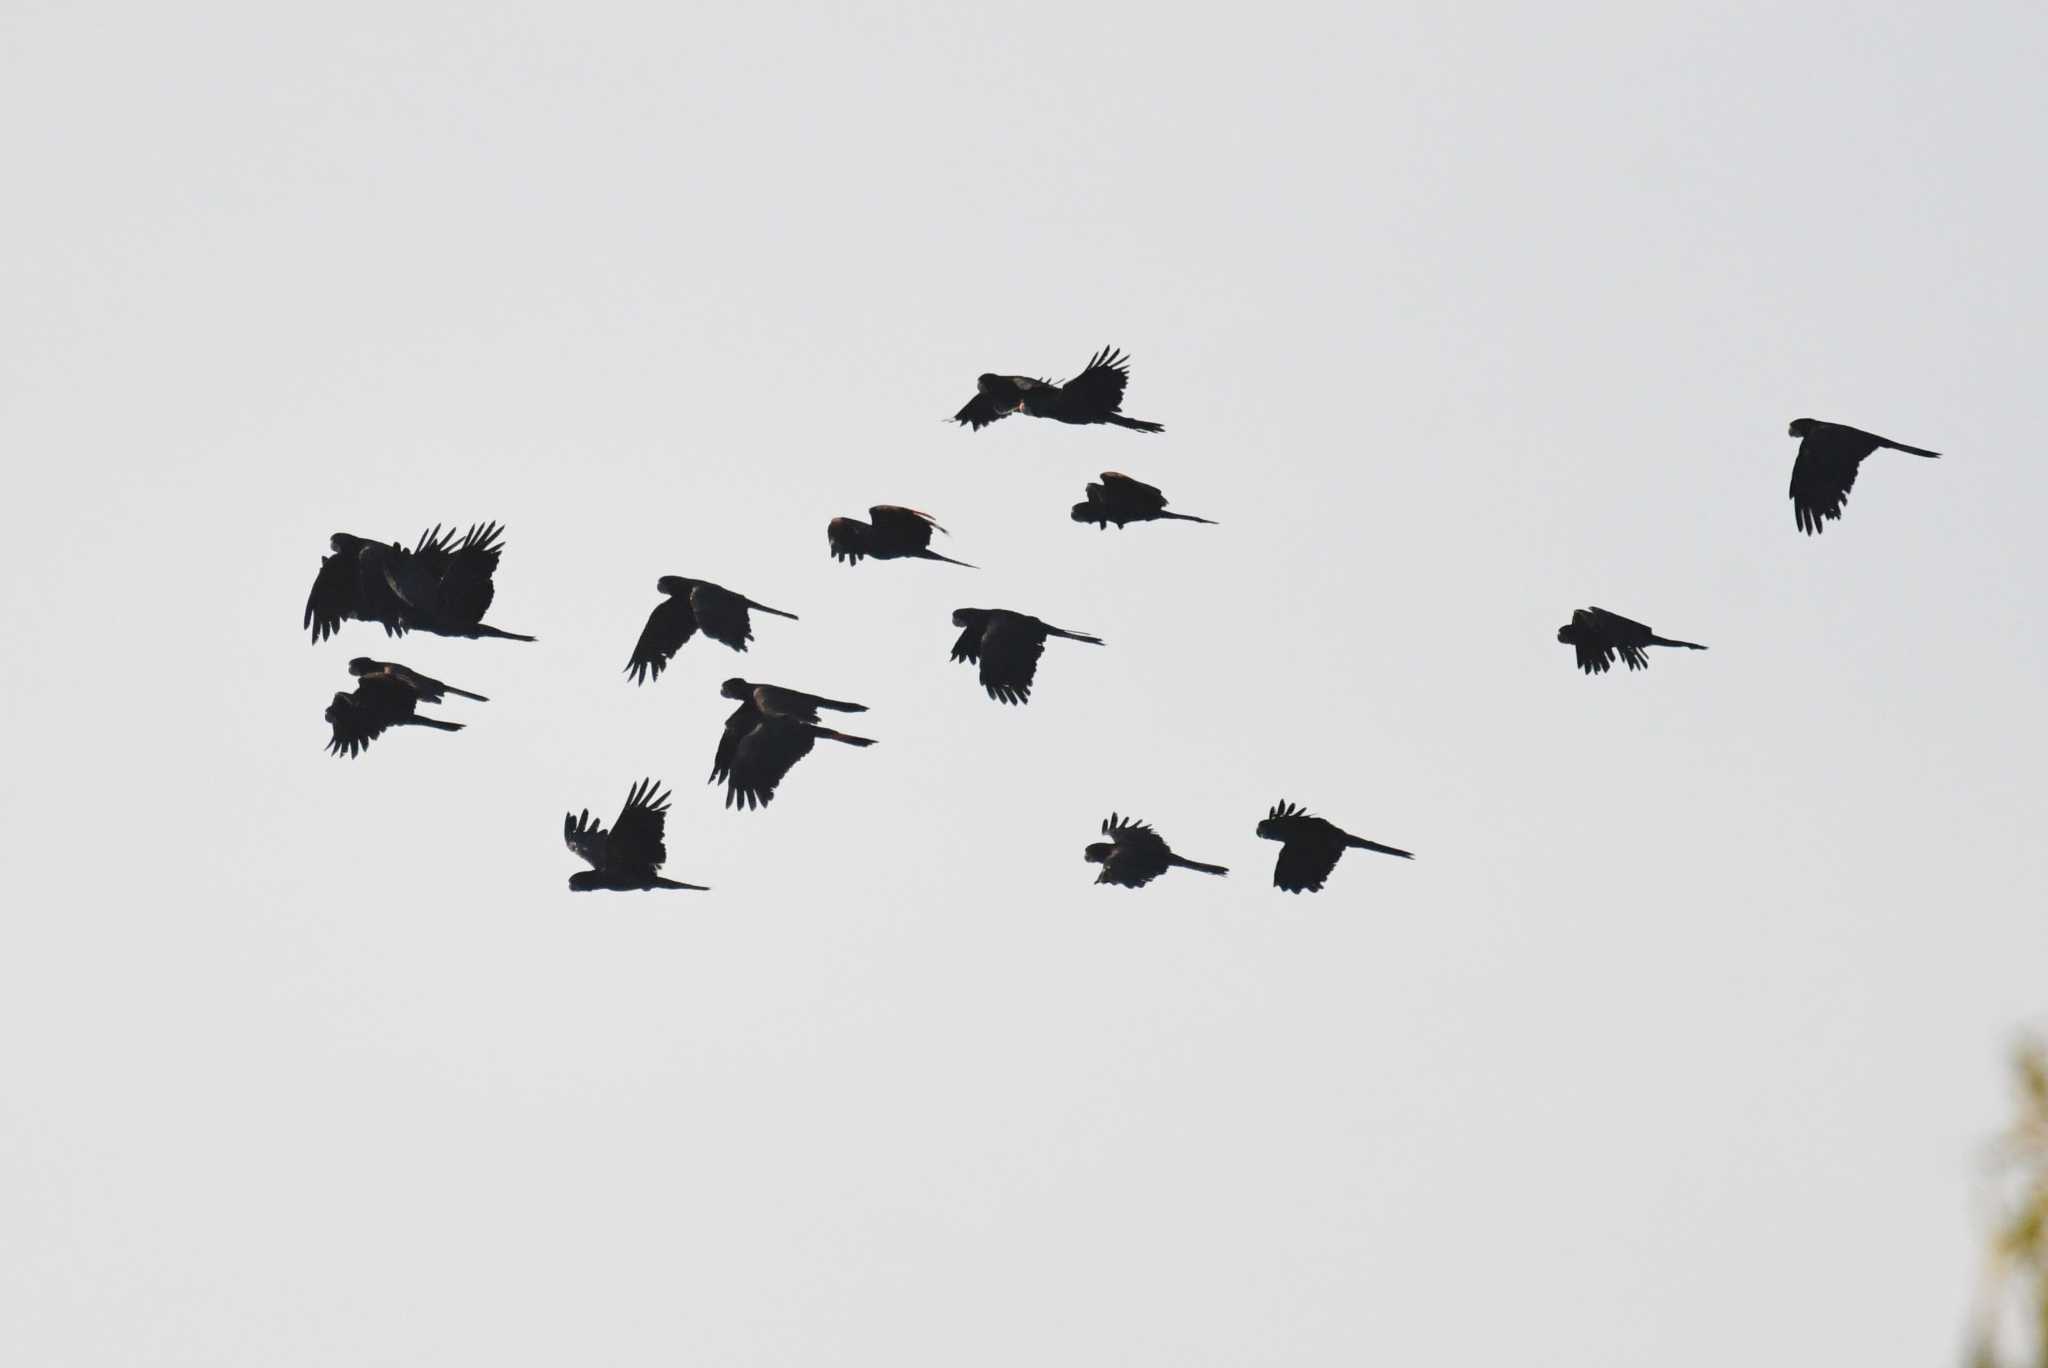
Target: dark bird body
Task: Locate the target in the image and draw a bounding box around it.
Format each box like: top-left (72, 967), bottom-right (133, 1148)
top-left (710, 678), bottom-right (875, 811)
top-left (952, 346), bottom-right (1163, 433)
top-left (1084, 813), bottom-right (1229, 888)
top-left (1256, 801), bottom-right (1412, 894)
top-left (948, 608), bottom-right (1104, 705)
top-left (325, 659), bottom-right (477, 757)
top-left (1556, 606), bottom-right (1706, 675)
top-left (827, 506), bottom-right (975, 567)
top-left (1786, 418), bottom-right (1940, 535)
top-left (1071, 472), bottom-right (1216, 530)
top-left (305, 523), bottom-right (534, 643)
top-left (564, 778), bottom-right (708, 891)
top-left (627, 577), bottom-right (799, 685)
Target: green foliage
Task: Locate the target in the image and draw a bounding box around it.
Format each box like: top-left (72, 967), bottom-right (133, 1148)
top-left (1977, 1037), bottom-right (2048, 1368)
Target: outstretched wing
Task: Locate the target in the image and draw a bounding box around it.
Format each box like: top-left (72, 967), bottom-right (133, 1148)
top-left (1574, 640), bottom-right (1617, 675)
top-left (1583, 607), bottom-right (1652, 639)
top-left (607, 778), bottom-right (671, 871)
top-left (564, 808), bottom-right (611, 870)
top-left (725, 718), bottom-right (817, 810)
top-left (1104, 812), bottom-right (1170, 862)
top-left (324, 678), bottom-right (410, 758)
top-left (305, 551), bottom-right (358, 643)
top-left (1789, 433), bottom-right (1865, 535)
top-left (709, 700), bottom-right (757, 787)
top-left (1096, 849), bottom-right (1164, 889)
top-left (628, 595), bottom-right (698, 684)
top-left (1057, 346), bottom-right (1135, 416)
top-left (435, 522), bottom-right (506, 627)
top-left (1273, 838), bottom-right (1342, 894)
top-left (688, 583), bottom-right (754, 652)
top-left (868, 505), bottom-right (942, 552)
top-left (949, 624), bottom-right (983, 665)
top-left (954, 392), bottom-right (1006, 430)
top-left (978, 620), bottom-right (1046, 705)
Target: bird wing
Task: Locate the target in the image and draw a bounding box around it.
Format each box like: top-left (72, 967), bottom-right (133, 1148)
top-left (380, 662), bottom-right (446, 701)
top-left (1574, 640), bottom-right (1616, 674)
top-left (725, 718), bottom-right (817, 810)
top-left (434, 522), bottom-right (506, 627)
top-left (868, 505), bottom-right (942, 551)
top-left (1583, 607), bottom-right (1653, 641)
top-left (381, 526), bottom-right (457, 611)
top-left (607, 778), bottom-right (671, 871)
top-left (709, 700), bottom-right (758, 786)
top-left (627, 594), bottom-right (698, 684)
top-left (827, 517), bottom-right (870, 564)
top-left (949, 623), bottom-right (983, 664)
top-left (323, 678), bottom-right (409, 757)
top-left (1057, 346), bottom-right (1135, 415)
top-left (688, 583), bottom-right (754, 652)
top-left (305, 550), bottom-right (359, 643)
top-left (954, 392), bottom-right (1006, 429)
top-left (1096, 848), bottom-right (1164, 889)
top-left (1104, 812), bottom-right (1171, 861)
top-left (1789, 432), bottom-right (1866, 535)
top-left (564, 808), bottom-right (611, 870)
top-left (978, 619), bottom-right (1045, 705)
top-left (1096, 471), bottom-right (1166, 512)
top-left (1273, 838), bottom-right (1342, 893)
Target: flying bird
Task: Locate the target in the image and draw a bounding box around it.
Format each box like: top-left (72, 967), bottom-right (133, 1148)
top-left (710, 678), bottom-right (875, 810)
top-left (627, 578), bottom-right (799, 685)
top-left (948, 608), bottom-right (1104, 705)
top-left (346, 657), bottom-right (488, 702)
top-left (324, 659), bottom-right (476, 757)
top-left (952, 346), bottom-right (1164, 433)
top-left (827, 506), bottom-right (976, 567)
top-left (1070, 472), bottom-right (1216, 530)
top-left (1256, 801), bottom-right (1413, 894)
top-left (1786, 418), bottom-right (1940, 535)
top-left (1084, 813), bottom-right (1230, 888)
top-left (1555, 606), bottom-right (1706, 675)
top-left (305, 523), bottom-right (535, 643)
top-left (563, 778), bottom-right (708, 891)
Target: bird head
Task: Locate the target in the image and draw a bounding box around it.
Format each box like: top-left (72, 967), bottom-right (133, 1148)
top-left (951, 608), bottom-right (980, 628)
top-left (329, 533), bottom-right (364, 554)
top-left (1083, 842), bottom-right (1114, 865)
top-left (657, 575), bottom-right (694, 596)
top-left (346, 657), bottom-right (378, 676)
top-left (1556, 625), bottom-right (1575, 644)
top-left (1070, 502), bottom-right (1104, 526)
top-left (568, 872), bottom-right (607, 892)
top-left (719, 678), bottom-right (753, 701)
top-left (1787, 418), bottom-right (1814, 438)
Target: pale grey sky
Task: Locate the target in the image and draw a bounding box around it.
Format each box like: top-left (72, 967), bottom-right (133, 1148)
top-left (4, 2), bottom-right (2045, 1363)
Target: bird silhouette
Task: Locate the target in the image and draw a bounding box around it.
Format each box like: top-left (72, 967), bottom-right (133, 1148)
top-left (1070, 472), bottom-right (1216, 530)
top-left (346, 657), bottom-right (488, 702)
top-left (1555, 607), bottom-right (1706, 675)
top-left (710, 678), bottom-right (875, 810)
top-left (305, 523), bottom-right (534, 643)
top-left (1786, 418), bottom-right (1940, 535)
top-left (948, 608), bottom-right (1104, 705)
top-left (563, 778), bottom-right (708, 891)
top-left (827, 506), bottom-right (976, 567)
top-left (952, 346), bottom-right (1163, 432)
top-left (626, 578), bottom-right (799, 684)
top-left (324, 660), bottom-right (475, 757)
top-left (1084, 813), bottom-right (1229, 887)
top-left (1256, 801), bottom-right (1413, 894)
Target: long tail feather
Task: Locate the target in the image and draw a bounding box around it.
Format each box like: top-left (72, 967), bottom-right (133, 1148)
top-left (653, 877), bottom-right (712, 891)
top-left (918, 549), bottom-right (979, 568)
top-left (470, 624), bottom-right (537, 642)
top-left (1347, 836), bottom-right (1414, 859)
top-left (1106, 414), bottom-right (1164, 433)
top-left (1045, 625), bottom-right (1105, 644)
top-left (1649, 636), bottom-right (1707, 651)
top-left (443, 684), bottom-right (490, 702)
top-left (810, 726), bottom-right (876, 747)
top-left (1160, 511), bottom-right (1218, 525)
top-left (1884, 441), bottom-right (1941, 458)
top-left (750, 601), bottom-right (800, 620)
top-left (1171, 856), bottom-right (1230, 876)
top-left (407, 716), bottom-right (466, 732)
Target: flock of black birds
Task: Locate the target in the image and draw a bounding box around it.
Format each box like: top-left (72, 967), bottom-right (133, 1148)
top-left (303, 346), bottom-right (1941, 896)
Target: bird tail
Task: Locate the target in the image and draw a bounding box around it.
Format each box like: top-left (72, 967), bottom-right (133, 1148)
top-left (470, 624), bottom-right (537, 642)
top-left (443, 684), bottom-right (490, 702)
top-left (1045, 625), bottom-right (1105, 645)
top-left (1160, 511), bottom-right (1218, 525)
top-left (1648, 636), bottom-right (1707, 651)
top-left (1347, 836), bottom-right (1414, 859)
top-left (810, 694), bottom-right (869, 714)
top-left (749, 601), bottom-right (800, 620)
top-left (1883, 440), bottom-right (1941, 458)
top-left (808, 726), bottom-right (876, 747)
top-left (653, 877), bottom-right (711, 891)
top-left (1170, 856), bottom-right (1230, 876)
top-left (407, 716), bottom-right (466, 733)
top-left (918, 549), bottom-right (979, 568)
top-left (1106, 414), bottom-right (1164, 433)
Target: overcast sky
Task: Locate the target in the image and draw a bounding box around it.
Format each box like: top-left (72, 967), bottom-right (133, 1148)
top-left (4, 2), bottom-right (2046, 1363)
